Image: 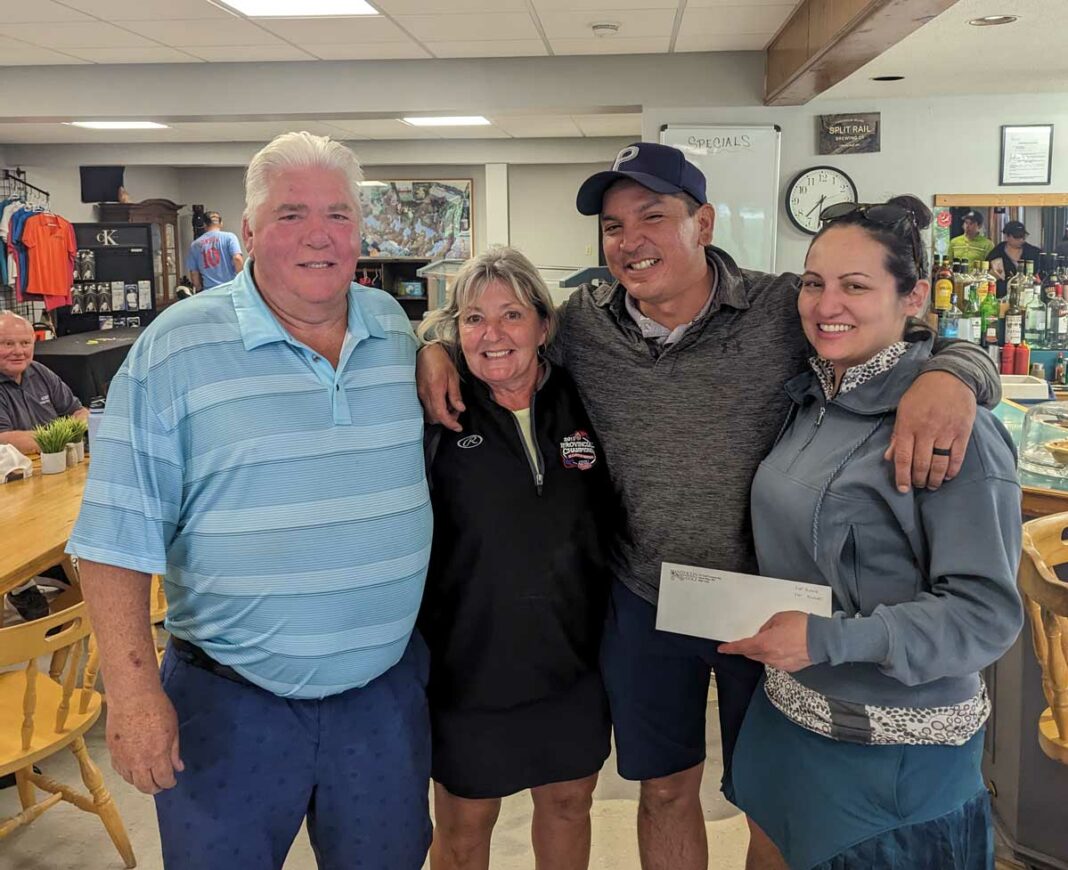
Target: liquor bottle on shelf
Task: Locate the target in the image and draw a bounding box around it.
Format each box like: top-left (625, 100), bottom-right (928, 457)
top-left (1048, 285), bottom-right (1068, 350)
top-left (1024, 277), bottom-right (1048, 347)
top-left (979, 261), bottom-right (1000, 337)
top-left (938, 302), bottom-right (960, 340)
top-left (930, 254), bottom-right (942, 288)
top-left (1005, 271), bottom-right (1026, 346)
top-left (959, 280), bottom-right (982, 345)
top-left (933, 257), bottom-right (954, 315)
top-left (1042, 254), bottom-right (1059, 303)
top-left (1055, 353), bottom-right (1066, 385)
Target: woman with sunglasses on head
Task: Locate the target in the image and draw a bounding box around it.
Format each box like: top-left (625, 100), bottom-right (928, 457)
top-left (720, 196), bottom-right (1024, 869)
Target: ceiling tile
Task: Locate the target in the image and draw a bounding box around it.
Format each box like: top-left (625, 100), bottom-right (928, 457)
top-left (180, 44), bottom-right (315, 61)
top-left (323, 119), bottom-right (438, 139)
top-left (0, 47), bottom-right (88, 66)
top-left (0, 21), bottom-right (157, 48)
top-left (550, 36), bottom-right (671, 54)
top-left (434, 125), bottom-right (511, 139)
top-left (308, 43), bottom-right (431, 59)
top-left (393, 12), bottom-right (539, 42)
top-left (674, 32), bottom-right (771, 51)
top-left (120, 17), bottom-right (285, 46)
top-left (0, 0), bottom-right (93, 22)
top-left (572, 114), bottom-right (642, 136)
top-left (490, 115), bottom-right (583, 137)
top-left (688, 0), bottom-right (800, 5)
top-left (374, 0), bottom-right (527, 11)
top-left (538, 9), bottom-right (676, 39)
top-left (256, 16), bottom-right (411, 43)
top-left (66, 46), bottom-right (205, 63)
top-left (532, 0), bottom-right (678, 9)
top-left (426, 39), bottom-right (547, 58)
top-left (680, 4), bottom-right (794, 36)
top-left (60, 0), bottom-right (237, 20)
top-left (160, 120), bottom-right (343, 142)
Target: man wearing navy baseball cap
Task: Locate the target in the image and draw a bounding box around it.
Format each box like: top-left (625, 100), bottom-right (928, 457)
top-left (417, 142), bottom-right (1000, 870)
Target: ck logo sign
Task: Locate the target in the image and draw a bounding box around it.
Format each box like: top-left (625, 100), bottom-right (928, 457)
top-left (613, 145), bottom-right (640, 170)
top-left (96, 229), bottom-right (118, 246)
top-left (457, 435), bottom-right (483, 449)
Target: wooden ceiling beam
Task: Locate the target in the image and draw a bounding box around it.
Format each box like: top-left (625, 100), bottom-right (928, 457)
top-left (764, 0), bottom-right (960, 106)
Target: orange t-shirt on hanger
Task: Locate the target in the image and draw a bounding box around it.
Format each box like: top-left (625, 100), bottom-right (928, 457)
top-left (20, 212), bottom-right (76, 297)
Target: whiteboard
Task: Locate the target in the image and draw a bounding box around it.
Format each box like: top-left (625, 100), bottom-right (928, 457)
top-left (659, 125), bottom-right (781, 273)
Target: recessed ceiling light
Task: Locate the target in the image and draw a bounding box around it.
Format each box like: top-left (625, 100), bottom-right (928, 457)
top-left (968, 15), bottom-right (1018, 26)
top-left (870, 75), bottom-right (905, 82)
top-left (65, 121), bottom-right (170, 130)
top-left (402, 116), bottom-right (491, 127)
top-left (217, 0), bottom-right (378, 15)
top-left (359, 181), bottom-right (388, 187)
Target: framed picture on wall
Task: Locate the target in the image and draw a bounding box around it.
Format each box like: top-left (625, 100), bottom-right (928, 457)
top-left (1000, 125), bottom-right (1054, 186)
top-left (359, 179), bottom-right (473, 259)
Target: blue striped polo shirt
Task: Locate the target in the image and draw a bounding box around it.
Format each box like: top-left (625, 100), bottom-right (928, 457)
top-left (67, 263), bottom-right (432, 699)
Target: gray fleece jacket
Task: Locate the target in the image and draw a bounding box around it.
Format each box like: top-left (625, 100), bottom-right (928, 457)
top-left (552, 246), bottom-right (1002, 607)
top-left (751, 336), bottom-right (1023, 708)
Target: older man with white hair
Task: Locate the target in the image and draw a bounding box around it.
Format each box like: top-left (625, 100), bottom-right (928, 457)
top-left (67, 132), bottom-right (433, 869)
top-left (0, 310), bottom-right (88, 620)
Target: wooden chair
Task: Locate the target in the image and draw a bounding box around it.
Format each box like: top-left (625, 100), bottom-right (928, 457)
top-left (149, 575), bottom-right (168, 666)
top-left (0, 591), bottom-right (135, 867)
top-left (1019, 513), bottom-right (1068, 766)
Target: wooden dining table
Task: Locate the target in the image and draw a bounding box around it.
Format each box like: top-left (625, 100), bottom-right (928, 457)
top-left (0, 460), bottom-right (87, 597)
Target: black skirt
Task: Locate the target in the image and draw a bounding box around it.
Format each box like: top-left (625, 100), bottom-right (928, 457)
top-left (430, 669), bottom-right (611, 800)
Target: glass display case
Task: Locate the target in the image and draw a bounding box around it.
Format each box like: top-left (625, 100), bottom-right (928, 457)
top-left (417, 258), bottom-right (466, 312)
top-left (1017, 399), bottom-right (1068, 478)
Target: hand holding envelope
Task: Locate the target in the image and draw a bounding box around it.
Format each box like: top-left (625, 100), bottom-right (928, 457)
top-left (656, 562), bottom-right (832, 672)
top-left (717, 611), bottom-right (812, 672)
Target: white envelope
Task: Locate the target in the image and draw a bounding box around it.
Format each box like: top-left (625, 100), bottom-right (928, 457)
top-left (656, 562), bottom-right (832, 643)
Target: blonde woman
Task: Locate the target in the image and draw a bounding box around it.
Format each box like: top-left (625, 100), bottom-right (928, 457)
top-left (418, 247), bottom-right (614, 870)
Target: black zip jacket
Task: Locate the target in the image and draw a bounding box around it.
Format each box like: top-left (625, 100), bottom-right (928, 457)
top-left (419, 363), bottom-right (615, 712)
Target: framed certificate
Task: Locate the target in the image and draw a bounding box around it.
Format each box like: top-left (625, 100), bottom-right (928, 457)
top-left (1000, 125), bottom-right (1054, 186)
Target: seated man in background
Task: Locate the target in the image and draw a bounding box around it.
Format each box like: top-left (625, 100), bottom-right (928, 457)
top-left (0, 310), bottom-right (88, 621)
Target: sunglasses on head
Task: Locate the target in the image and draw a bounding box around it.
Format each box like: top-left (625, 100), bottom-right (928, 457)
top-left (818, 201), bottom-right (914, 228)
top-left (818, 201), bottom-right (924, 274)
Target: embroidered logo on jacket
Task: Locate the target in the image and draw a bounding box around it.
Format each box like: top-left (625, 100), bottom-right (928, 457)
top-left (560, 430), bottom-right (596, 470)
top-left (457, 434), bottom-right (483, 449)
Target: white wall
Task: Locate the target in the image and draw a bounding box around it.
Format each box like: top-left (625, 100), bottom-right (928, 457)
top-left (7, 165), bottom-right (184, 224)
top-left (509, 163), bottom-right (603, 269)
top-left (644, 91), bottom-right (1068, 273)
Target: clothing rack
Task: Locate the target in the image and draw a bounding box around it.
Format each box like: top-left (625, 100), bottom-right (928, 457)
top-left (1, 168), bottom-right (50, 205)
top-left (0, 168), bottom-right (52, 321)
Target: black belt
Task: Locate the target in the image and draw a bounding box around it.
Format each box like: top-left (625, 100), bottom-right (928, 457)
top-left (169, 637), bottom-right (256, 688)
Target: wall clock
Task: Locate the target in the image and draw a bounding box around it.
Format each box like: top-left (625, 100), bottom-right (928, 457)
top-left (784, 166), bottom-right (858, 235)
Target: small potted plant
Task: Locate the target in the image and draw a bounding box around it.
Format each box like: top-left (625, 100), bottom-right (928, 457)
top-left (33, 418), bottom-right (75, 475)
top-left (68, 418), bottom-right (88, 463)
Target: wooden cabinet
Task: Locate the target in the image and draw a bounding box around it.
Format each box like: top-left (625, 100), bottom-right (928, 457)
top-left (357, 258), bottom-right (429, 323)
top-left (97, 199), bottom-right (183, 309)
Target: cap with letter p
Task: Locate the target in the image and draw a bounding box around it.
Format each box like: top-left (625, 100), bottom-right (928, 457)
top-left (576, 142), bottom-right (708, 216)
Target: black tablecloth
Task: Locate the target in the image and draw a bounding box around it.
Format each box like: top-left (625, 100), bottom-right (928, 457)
top-left (34, 328), bottom-right (143, 405)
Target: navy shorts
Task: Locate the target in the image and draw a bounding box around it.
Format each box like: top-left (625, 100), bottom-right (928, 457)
top-left (600, 581), bottom-right (763, 795)
top-left (155, 633), bottom-right (432, 870)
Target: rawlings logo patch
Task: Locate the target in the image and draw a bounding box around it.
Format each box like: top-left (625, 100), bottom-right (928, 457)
top-left (561, 430), bottom-right (597, 470)
top-left (457, 435), bottom-right (483, 449)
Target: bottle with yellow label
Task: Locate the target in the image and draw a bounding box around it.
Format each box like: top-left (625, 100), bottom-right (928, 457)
top-left (934, 258), bottom-right (954, 314)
